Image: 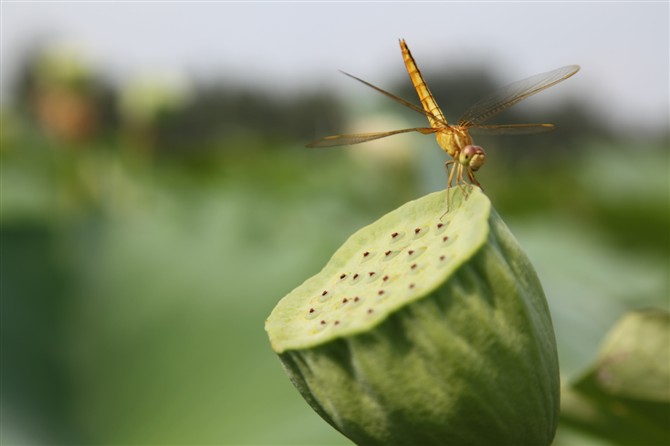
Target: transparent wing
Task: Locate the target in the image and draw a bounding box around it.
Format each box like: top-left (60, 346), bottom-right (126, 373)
top-left (469, 123), bottom-right (555, 135)
top-left (340, 71), bottom-right (448, 127)
top-left (306, 127), bottom-right (437, 148)
top-left (458, 65), bottom-right (580, 127)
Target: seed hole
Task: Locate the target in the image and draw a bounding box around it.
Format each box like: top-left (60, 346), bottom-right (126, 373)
top-left (367, 308), bottom-right (374, 314)
top-left (409, 263), bottom-right (424, 274)
top-left (306, 307), bottom-right (320, 320)
top-left (339, 273), bottom-right (347, 280)
top-left (409, 283), bottom-right (415, 289)
top-left (390, 231), bottom-right (406, 243)
top-left (382, 275), bottom-right (389, 282)
top-left (412, 226), bottom-right (429, 239)
top-left (364, 270), bottom-right (382, 283)
top-left (382, 250), bottom-right (402, 261)
top-left (312, 320), bottom-right (329, 333)
top-left (318, 290), bottom-right (332, 302)
top-left (361, 251), bottom-right (375, 264)
top-left (406, 246), bottom-right (427, 260)
top-left (378, 290), bottom-right (385, 295)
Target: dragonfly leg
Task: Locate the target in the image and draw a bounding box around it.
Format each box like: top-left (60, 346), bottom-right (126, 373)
top-left (467, 168), bottom-right (484, 191)
top-left (441, 160), bottom-right (456, 219)
top-left (456, 164), bottom-right (471, 199)
top-left (445, 160), bottom-right (456, 188)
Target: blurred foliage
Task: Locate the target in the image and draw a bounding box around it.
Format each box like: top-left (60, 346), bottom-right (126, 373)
top-left (12, 43), bottom-right (345, 157)
top-left (558, 309), bottom-right (670, 445)
top-left (1, 44), bottom-right (668, 445)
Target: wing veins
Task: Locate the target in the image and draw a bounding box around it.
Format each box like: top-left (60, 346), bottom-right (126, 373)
top-left (340, 71), bottom-right (448, 127)
top-left (470, 123), bottom-right (556, 135)
top-left (306, 127), bottom-right (437, 148)
top-left (458, 65), bottom-right (580, 127)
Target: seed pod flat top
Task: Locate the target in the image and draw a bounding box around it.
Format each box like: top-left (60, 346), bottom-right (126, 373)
top-left (265, 188), bottom-right (490, 353)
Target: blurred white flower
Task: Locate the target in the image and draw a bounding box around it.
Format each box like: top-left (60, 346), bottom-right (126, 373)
top-left (119, 71), bottom-right (192, 125)
top-left (344, 113), bottom-right (418, 168)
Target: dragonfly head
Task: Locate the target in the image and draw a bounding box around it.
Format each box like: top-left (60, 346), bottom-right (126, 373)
top-left (460, 145), bottom-right (486, 171)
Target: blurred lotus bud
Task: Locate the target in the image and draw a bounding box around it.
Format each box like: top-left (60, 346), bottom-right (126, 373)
top-left (31, 43), bottom-right (100, 145)
top-left (118, 72), bottom-right (192, 151)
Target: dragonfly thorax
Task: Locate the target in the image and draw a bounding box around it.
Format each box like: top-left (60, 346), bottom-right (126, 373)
top-left (436, 128), bottom-right (471, 157)
top-left (435, 127), bottom-right (483, 170)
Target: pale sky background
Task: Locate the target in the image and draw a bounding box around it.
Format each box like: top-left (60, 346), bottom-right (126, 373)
top-left (1, 1), bottom-right (669, 134)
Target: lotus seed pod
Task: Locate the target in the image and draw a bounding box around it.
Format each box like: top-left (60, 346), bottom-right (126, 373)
top-left (265, 188), bottom-right (559, 446)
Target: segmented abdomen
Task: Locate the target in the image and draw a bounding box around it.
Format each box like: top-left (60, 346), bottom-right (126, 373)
top-left (400, 40), bottom-right (447, 129)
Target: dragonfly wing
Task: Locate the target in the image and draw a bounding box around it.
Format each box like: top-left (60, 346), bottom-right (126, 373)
top-left (306, 127), bottom-right (438, 148)
top-left (469, 123), bottom-right (555, 135)
top-left (340, 71), bottom-right (448, 127)
top-left (458, 65), bottom-right (580, 127)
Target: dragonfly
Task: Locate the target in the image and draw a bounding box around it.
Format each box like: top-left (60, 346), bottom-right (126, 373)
top-left (307, 39), bottom-right (579, 191)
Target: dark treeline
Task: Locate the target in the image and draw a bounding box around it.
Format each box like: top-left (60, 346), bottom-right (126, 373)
top-left (11, 43), bottom-right (611, 161)
top-left (153, 86), bottom-right (346, 154)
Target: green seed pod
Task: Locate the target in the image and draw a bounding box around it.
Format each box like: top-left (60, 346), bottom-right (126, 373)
top-left (265, 188), bottom-right (559, 446)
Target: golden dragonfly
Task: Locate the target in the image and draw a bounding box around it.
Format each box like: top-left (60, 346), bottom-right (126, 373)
top-left (307, 39), bottom-right (579, 190)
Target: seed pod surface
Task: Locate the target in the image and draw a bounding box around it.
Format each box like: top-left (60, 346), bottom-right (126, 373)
top-left (266, 188), bottom-right (559, 446)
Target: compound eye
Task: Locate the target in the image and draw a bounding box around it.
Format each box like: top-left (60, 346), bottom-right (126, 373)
top-left (462, 145), bottom-right (486, 170)
top-left (463, 145), bottom-right (482, 157)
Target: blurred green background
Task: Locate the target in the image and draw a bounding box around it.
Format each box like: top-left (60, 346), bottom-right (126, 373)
top-left (2, 3), bottom-right (668, 445)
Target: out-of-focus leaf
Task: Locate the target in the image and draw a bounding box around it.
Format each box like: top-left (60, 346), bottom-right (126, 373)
top-left (591, 309), bottom-right (670, 402)
top-left (509, 218), bottom-right (667, 379)
top-left (559, 309), bottom-right (670, 445)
